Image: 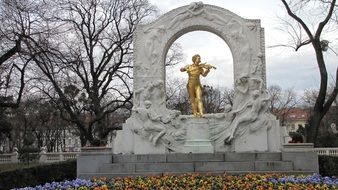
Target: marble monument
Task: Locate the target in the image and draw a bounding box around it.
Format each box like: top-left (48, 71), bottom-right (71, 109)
top-left (113, 2), bottom-right (281, 154)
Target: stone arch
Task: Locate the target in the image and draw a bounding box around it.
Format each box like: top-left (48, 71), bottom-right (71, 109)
top-left (162, 26), bottom-right (232, 75)
top-left (133, 2), bottom-right (266, 111)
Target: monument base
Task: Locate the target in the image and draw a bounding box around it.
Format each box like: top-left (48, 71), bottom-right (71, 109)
top-left (183, 117), bottom-right (214, 153)
top-left (184, 139), bottom-right (213, 153)
top-left (233, 117), bottom-right (281, 152)
top-left (282, 143), bottom-right (319, 172)
top-left (114, 113), bottom-right (282, 154)
top-left (77, 147), bottom-right (112, 179)
top-left (234, 128), bottom-right (268, 152)
top-left (77, 152), bottom-right (318, 179)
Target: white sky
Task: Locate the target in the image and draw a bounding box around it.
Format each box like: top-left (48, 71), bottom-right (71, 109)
top-left (149, 0), bottom-right (337, 93)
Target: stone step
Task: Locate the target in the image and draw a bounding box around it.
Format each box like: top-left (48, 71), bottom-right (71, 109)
top-left (111, 153), bottom-right (282, 163)
top-left (225, 152), bottom-right (282, 161)
top-left (112, 154), bottom-right (167, 163)
top-left (166, 153), bottom-right (225, 162)
top-left (195, 161), bottom-right (293, 172)
top-left (100, 162), bottom-right (195, 173)
top-left (254, 161), bottom-right (293, 171)
top-left (78, 170), bottom-right (316, 179)
top-left (195, 161), bottom-right (254, 172)
top-left (78, 151), bottom-right (319, 180)
top-left (99, 161), bottom-right (293, 173)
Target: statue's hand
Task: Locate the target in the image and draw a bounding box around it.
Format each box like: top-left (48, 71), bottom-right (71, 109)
top-left (200, 63), bottom-right (216, 69)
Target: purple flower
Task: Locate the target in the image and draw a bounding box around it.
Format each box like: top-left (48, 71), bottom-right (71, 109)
top-left (12, 178), bottom-right (93, 190)
top-left (267, 173), bottom-right (338, 186)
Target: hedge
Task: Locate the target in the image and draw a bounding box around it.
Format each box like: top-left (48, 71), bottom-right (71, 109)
top-left (0, 159), bottom-right (76, 189)
top-left (319, 155), bottom-right (338, 177)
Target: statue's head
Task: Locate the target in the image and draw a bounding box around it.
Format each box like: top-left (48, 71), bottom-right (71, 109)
top-left (224, 104), bottom-right (232, 113)
top-left (235, 75), bottom-right (249, 84)
top-left (252, 90), bottom-right (260, 98)
top-left (144, 100), bottom-right (152, 109)
top-left (188, 2), bottom-right (204, 11)
top-left (192, 54), bottom-right (201, 63)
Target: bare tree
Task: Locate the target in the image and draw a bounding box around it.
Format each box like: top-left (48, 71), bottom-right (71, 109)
top-left (268, 84), bottom-right (299, 126)
top-left (23, 0), bottom-right (157, 146)
top-left (302, 85), bottom-right (338, 147)
top-left (280, 0), bottom-right (338, 143)
top-left (0, 0), bottom-right (38, 108)
top-left (165, 43), bottom-right (183, 67)
top-left (203, 85), bottom-right (225, 113)
top-left (0, 106), bottom-right (12, 151)
top-left (7, 95), bottom-right (69, 152)
top-left (222, 87), bottom-right (235, 107)
top-left (166, 78), bottom-right (190, 114)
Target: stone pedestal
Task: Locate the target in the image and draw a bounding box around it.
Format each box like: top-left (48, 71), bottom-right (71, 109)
top-left (183, 118), bottom-right (213, 153)
top-left (11, 153), bottom-right (19, 163)
top-left (282, 143), bottom-right (319, 173)
top-left (77, 147), bottom-right (113, 179)
top-left (233, 117), bottom-right (281, 152)
top-left (234, 126), bottom-right (268, 152)
top-left (282, 143), bottom-right (314, 152)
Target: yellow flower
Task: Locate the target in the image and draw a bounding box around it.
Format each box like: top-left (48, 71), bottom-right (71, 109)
top-left (101, 185), bottom-right (108, 190)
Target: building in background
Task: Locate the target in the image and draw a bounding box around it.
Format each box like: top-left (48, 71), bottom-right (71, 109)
top-left (283, 108), bottom-right (310, 132)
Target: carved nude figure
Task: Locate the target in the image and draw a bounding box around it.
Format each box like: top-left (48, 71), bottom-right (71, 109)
top-left (133, 100), bottom-right (166, 145)
top-left (225, 90), bottom-right (270, 142)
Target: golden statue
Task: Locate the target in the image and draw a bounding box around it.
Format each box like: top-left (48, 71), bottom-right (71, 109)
top-left (180, 54), bottom-right (216, 117)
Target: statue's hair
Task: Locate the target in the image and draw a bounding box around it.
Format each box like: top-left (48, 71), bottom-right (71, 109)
top-left (144, 100), bottom-right (152, 108)
top-left (192, 54), bottom-right (200, 62)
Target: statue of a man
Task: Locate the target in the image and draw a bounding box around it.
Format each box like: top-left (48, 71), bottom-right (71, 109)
top-left (180, 54), bottom-right (215, 117)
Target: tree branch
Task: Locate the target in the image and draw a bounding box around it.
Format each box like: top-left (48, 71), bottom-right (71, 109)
top-left (323, 66), bottom-right (338, 113)
top-left (281, 0), bottom-right (314, 41)
top-left (0, 37), bottom-right (21, 66)
top-left (315, 0), bottom-right (337, 38)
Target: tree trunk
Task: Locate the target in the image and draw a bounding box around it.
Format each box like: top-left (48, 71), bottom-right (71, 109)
top-left (78, 124), bottom-right (93, 147)
top-left (306, 111), bottom-right (324, 145)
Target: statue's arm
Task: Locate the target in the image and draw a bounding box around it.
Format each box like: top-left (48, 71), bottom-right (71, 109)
top-left (232, 100), bottom-right (252, 113)
top-left (180, 65), bottom-right (189, 72)
top-left (201, 68), bottom-right (210, 77)
top-left (148, 111), bottom-right (162, 121)
top-left (232, 105), bottom-right (245, 114)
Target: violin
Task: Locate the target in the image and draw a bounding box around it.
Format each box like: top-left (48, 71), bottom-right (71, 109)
top-left (200, 63), bottom-right (216, 69)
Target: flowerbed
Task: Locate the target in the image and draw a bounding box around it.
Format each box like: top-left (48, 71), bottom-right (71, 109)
top-left (15, 173), bottom-right (338, 190)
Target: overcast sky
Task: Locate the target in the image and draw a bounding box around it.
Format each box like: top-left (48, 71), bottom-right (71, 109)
top-left (149, 0), bottom-right (337, 93)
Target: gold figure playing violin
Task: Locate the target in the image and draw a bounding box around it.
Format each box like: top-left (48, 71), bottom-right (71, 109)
top-left (180, 54), bottom-right (216, 117)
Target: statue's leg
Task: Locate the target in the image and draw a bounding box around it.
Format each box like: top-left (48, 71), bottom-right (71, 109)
top-left (196, 86), bottom-right (203, 117)
top-left (226, 117), bottom-right (250, 142)
top-left (187, 85), bottom-right (197, 116)
top-left (224, 118), bottom-right (240, 142)
top-left (153, 130), bottom-right (166, 145)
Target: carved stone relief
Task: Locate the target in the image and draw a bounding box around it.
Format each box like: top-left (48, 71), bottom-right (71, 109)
top-left (113, 2), bottom-right (281, 154)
